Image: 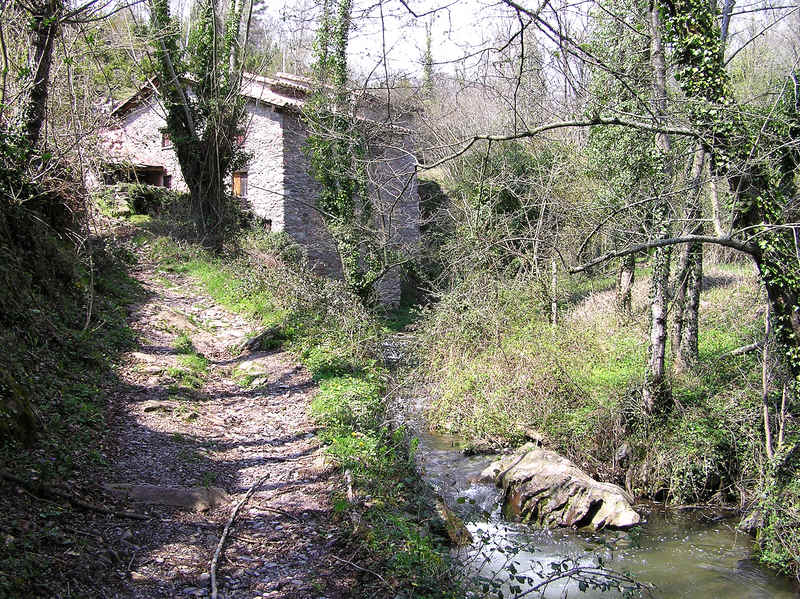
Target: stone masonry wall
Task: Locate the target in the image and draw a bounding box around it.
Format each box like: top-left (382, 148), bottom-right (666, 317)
top-left (240, 102), bottom-right (285, 228)
top-left (280, 112), bottom-right (421, 305)
top-left (280, 111), bottom-right (343, 277)
top-left (368, 136), bottom-right (421, 305)
top-left (108, 99), bottom-right (187, 191)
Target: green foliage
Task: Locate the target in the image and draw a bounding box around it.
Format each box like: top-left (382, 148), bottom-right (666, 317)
top-left (0, 233), bottom-right (139, 597)
top-left (93, 183), bottom-right (188, 218)
top-left (311, 375), bottom-right (383, 438)
top-left (754, 442), bottom-right (800, 577)
top-left (419, 265), bottom-right (765, 502)
top-left (172, 332), bottom-right (196, 355)
top-left (431, 141), bottom-right (589, 290)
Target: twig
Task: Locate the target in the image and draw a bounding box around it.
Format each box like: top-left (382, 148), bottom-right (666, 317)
top-left (254, 506), bottom-right (302, 522)
top-left (210, 474), bottom-right (270, 599)
top-left (0, 470), bottom-right (149, 521)
top-left (62, 525), bottom-right (104, 542)
top-left (329, 554), bottom-right (392, 589)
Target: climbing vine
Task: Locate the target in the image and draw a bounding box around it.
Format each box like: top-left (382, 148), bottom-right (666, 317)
top-left (148, 0), bottom-right (250, 244)
top-left (662, 0), bottom-right (800, 573)
top-left (304, 0), bottom-right (386, 303)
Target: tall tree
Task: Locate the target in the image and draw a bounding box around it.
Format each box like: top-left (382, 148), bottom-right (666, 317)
top-left (304, 0), bottom-right (388, 303)
top-left (642, 0), bottom-right (674, 412)
top-left (148, 0), bottom-right (252, 243)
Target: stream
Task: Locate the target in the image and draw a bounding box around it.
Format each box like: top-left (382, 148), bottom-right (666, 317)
top-left (409, 406), bottom-right (799, 598)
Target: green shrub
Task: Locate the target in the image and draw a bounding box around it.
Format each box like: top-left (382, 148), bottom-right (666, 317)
top-left (93, 183), bottom-right (191, 222)
top-left (311, 375), bottom-right (383, 438)
top-left (753, 442), bottom-right (800, 577)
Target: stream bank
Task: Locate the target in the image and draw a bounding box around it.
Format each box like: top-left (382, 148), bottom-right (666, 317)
top-left (398, 390), bottom-right (799, 598)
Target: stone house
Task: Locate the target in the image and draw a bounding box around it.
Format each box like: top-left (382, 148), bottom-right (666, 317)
top-left (96, 72), bottom-right (420, 304)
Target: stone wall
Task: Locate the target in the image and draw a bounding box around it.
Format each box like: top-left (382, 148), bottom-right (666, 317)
top-left (280, 111), bottom-right (343, 277)
top-left (241, 102), bottom-right (285, 229)
top-left (367, 130), bottom-right (421, 305)
top-left (279, 112), bottom-right (421, 305)
top-left (105, 99), bottom-right (187, 192)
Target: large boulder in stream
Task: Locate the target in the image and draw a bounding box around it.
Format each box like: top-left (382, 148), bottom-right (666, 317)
top-left (482, 444), bottom-right (640, 530)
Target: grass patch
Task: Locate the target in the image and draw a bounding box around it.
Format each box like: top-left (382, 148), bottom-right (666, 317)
top-left (173, 332), bottom-right (196, 354)
top-left (419, 264), bottom-right (767, 504)
top-left (178, 353), bottom-right (208, 372)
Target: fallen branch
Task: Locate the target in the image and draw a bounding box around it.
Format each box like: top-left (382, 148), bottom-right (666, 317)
top-left (0, 469), bottom-right (149, 521)
top-left (720, 342), bottom-right (761, 358)
top-left (210, 474), bottom-right (270, 599)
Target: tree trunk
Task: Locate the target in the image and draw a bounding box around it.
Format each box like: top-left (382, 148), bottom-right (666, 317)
top-left (671, 244), bottom-right (690, 353)
top-left (762, 303), bottom-right (774, 461)
top-left (21, 0), bottom-right (63, 149)
top-left (675, 242), bottom-right (702, 371)
top-left (643, 0), bottom-right (673, 413)
top-left (616, 252), bottom-right (635, 319)
top-left (673, 147), bottom-right (706, 372)
top-left (551, 256), bottom-right (558, 326)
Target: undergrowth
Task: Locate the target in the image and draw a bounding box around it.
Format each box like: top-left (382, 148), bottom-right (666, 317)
top-left (0, 220), bottom-right (141, 597)
top-left (418, 265), bottom-right (766, 505)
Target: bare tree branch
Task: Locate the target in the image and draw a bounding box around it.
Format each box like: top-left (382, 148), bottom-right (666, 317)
top-left (417, 116), bottom-right (697, 170)
top-left (570, 235), bottom-right (755, 274)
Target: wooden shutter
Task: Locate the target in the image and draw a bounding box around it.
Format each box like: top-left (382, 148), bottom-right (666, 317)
top-left (233, 172), bottom-right (247, 197)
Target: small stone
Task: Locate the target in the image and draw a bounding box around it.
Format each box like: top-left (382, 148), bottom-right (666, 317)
top-left (198, 572), bottom-right (210, 582)
top-left (130, 571), bottom-right (147, 582)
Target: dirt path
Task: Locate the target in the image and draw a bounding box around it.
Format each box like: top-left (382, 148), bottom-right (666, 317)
top-left (95, 258), bottom-right (356, 598)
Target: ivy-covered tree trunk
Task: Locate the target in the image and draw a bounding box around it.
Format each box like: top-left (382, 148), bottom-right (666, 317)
top-left (20, 0), bottom-right (63, 149)
top-left (643, 0), bottom-right (672, 414)
top-left (148, 0), bottom-right (250, 245)
top-left (660, 0), bottom-right (800, 573)
top-left (675, 241), bottom-right (702, 371)
top-left (673, 146), bottom-right (706, 372)
top-left (305, 0), bottom-right (389, 304)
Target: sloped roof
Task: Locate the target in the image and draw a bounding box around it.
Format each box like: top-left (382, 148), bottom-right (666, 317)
top-left (110, 72), bottom-right (312, 119)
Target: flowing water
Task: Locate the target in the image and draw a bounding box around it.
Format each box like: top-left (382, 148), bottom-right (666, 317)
top-left (411, 419), bottom-right (799, 598)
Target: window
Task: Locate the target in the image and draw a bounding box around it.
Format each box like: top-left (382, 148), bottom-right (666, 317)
top-left (232, 171), bottom-right (248, 198)
top-left (161, 132), bottom-right (172, 149)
